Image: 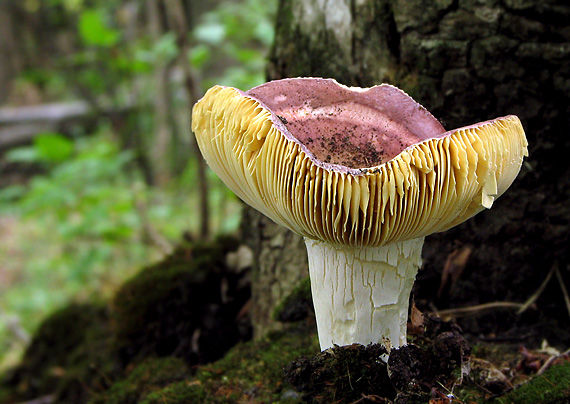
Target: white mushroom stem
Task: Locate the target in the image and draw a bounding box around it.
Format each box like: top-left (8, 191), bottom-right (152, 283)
top-left (305, 237), bottom-right (425, 351)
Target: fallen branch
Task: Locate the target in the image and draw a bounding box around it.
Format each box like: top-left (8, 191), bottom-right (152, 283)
top-left (0, 101), bottom-right (134, 150)
top-left (0, 101), bottom-right (89, 124)
top-left (0, 123), bottom-right (58, 149)
top-left (517, 265), bottom-right (555, 315)
top-left (554, 264), bottom-right (570, 319)
top-left (433, 301), bottom-right (524, 318)
top-left (16, 395), bottom-right (55, 404)
top-left (537, 347), bottom-right (570, 376)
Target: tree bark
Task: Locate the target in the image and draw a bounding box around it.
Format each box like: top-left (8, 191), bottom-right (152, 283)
top-left (248, 0), bottom-right (570, 341)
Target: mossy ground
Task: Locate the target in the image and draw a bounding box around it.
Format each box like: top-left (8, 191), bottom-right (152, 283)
top-left (0, 236), bottom-right (256, 404)
top-left (496, 361), bottom-right (570, 404)
top-left (1, 240), bottom-right (570, 404)
top-left (0, 303), bottom-right (115, 404)
top-left (111, 235), bottom-right (249, 367)
top-left (87, 326), bottom-right (319, 404)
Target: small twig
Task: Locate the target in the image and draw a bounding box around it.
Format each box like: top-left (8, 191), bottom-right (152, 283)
top-left (434, 301), bottom-right (524, 318)
top-left (517, 265), bottom-right (555, 315)
top-left (347, 364), bottom-right (354, 391)
top-left (478, 333), bottom-right (533, 342)
top-left (350, 394), bottom-right (391, 403)
top-left (536, 348), bottom-right (570, 376)
top-left (0, 304), bottom-right (30, 345)
top-left (554, 264), bottom-right (570, 319)
top-left (16, 395), bottom-right (55, 404)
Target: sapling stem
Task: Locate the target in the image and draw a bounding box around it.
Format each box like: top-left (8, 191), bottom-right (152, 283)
top-left (305, 237), bottom-right (424, 350)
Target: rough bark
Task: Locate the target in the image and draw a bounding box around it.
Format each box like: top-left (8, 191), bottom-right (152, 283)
top-left (242, 205), bottom-right (309, 338)
top-left (247, 0), bottom-right (570, 343)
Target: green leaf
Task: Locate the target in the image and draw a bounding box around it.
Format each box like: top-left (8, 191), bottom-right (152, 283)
top-left (34, 133), bottom-right (74, 163)
top-left (235, 48), bottom-right (262, 64)
top-left (4, 146), bottom-right (39, 163)
top-left (194, 21), bottom-right (226, 45)
top-left (189, 44), bottom-right (211, 69)
top-left (77, 69), bottom-right (106, 94)
top-left (112, 54), bottom-right (151, 74)
top-left (78, 9), bottom-right (119, 47)
top-left (153, 33), bottom-right (178, 61)
top-left (254, 19), bottom-right (275, 46)
top-left (0, 185), bottom-right (26, 205)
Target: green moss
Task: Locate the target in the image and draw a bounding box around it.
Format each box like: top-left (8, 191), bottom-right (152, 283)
top-left (0, 303), bottom-right (115, 404)
top-left (273, 277), bottom-right (313, 322)
top-left (1, 235), bottom-right (249, 403)
top-left (496, 362), bottom-right (570, 404)
top-left (112, 236), bottom-right (243, 366)
top-left (139, 380), bottom-right (207, 404)
top-left (190, 326), bottom-right (319, 403)
top-left (213, 327), bottom-right (318, 378)
top-left (88, 357), bottom-right (191, 404)
top-left (95, 325), bottom-right (317, 404)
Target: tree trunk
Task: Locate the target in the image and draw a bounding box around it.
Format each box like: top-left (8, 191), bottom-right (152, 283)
top-left (148, 0), bottom-right (174, 186)
top-left (0, 1), bottom-right (23, 105)
top-left (164, 0), bottom-right (211, 240)
top-left (247, 0), bottom-right (570, 342)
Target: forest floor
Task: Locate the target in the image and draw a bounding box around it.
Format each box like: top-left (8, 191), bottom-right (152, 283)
top-left (1, 235), bottom-right (569, 404)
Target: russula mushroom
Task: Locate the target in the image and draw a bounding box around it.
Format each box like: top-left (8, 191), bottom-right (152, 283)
top-left (191, 78), bottom-right (528, 351)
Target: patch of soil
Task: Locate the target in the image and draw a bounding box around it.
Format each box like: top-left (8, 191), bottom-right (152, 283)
top-left (284, 313), bottom-right (470, 404)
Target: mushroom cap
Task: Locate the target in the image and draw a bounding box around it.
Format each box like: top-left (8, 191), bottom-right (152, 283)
top-left (192, 78), bottom-right (528, 247)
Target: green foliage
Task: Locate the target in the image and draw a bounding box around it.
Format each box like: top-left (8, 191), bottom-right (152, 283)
top-left (79, 9), bottom-right (120, 47)
top-left (0, 0), bottom-right (273, 374)
top-left (0, 134), bottom-right (243, 368)
top-left (3, 134), bottom-right (137, 242)
top-left (192, 0), bottom-right (277, 91)
top-left (0, 134), bottom-right (237, 372)
top-left (6, 133), bottom-right (74, 164)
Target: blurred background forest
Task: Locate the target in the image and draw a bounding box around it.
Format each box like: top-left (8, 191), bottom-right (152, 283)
top-left (0, 0), bottom-right (276, 371)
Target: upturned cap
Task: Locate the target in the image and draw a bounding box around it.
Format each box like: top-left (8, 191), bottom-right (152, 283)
top-left (192, 78), bottom-right (528, 246)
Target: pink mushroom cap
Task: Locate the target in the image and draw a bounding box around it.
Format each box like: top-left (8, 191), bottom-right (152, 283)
top-left (192, 78), bottom-right (529, 246)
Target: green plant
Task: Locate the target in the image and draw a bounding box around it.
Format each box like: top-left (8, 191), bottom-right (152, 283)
top-left (0, 134), bottom-right (141, 337)
top-left (0, 132), bottom-right (240, 372)
top-left (190, 0), bottom-right (277, 91)
top-left (0, 0), bottom-right (275, 375)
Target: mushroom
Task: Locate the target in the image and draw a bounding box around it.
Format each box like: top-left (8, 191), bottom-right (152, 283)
top-left (191, 78), bottom-right (528, 351)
